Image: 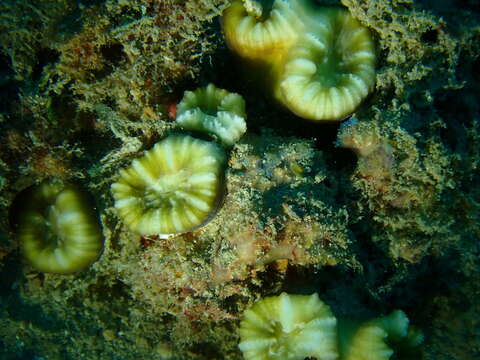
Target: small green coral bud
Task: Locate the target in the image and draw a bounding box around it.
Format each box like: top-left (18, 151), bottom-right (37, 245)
top-left (13, 179), bottom-right (104, 274)
top-left (338, 310), bottom-right (412, 360)
top-left (176, 83), bottom-right (247, 147)
top-left (111, 134), bottom-right (226, 236)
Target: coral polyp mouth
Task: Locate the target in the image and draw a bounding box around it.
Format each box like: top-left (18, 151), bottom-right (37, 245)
top-left (244, 0), bottom-right (275, 21)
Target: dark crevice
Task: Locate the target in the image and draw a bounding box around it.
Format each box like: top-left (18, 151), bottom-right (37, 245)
top-left (421, 29), bottom-right (439, 43)
top-left (31, 48), bottom-right (60, 83)
top-left (0, 51), bottom-right (18, 115)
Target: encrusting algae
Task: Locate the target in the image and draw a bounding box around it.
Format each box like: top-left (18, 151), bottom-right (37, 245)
top-left (0, 0), bottom-right (479, 359)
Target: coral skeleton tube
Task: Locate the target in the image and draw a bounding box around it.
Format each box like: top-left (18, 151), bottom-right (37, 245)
top-left (111, 135), bottom-right (226, 236)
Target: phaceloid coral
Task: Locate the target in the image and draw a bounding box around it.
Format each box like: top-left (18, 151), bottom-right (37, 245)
top-left (222, 0), bottom-right (376, 121)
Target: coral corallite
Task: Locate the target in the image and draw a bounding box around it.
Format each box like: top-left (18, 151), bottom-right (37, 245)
top-left (111, 135), bottom-right (226, 236)
top-left (277, 7), bottom-right (376, 121)
top-left (13, 179), bottom-right (104, 273)
top-left (176, 83), bottom-right (247, 147)
top-left (222, 0), bottom-right (303, 63)
top-left (239, 292), bottom-right (338, 360)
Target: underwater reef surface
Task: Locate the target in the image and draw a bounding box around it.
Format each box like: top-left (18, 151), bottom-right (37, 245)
top-left (0, 0), bottom-right (479, 359)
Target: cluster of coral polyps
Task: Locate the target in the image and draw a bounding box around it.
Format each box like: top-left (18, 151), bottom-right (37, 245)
top-left (111, 84), bottom-right (247, 237)
top-left (239, 293), bottom-right (423, 360)
top-left (222, 0), bottom-right (376, 121)
top-left (118, 130), bottom-right (354, 325)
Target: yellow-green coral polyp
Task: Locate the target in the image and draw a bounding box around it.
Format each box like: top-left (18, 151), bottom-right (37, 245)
top-left (111, 135), bottom-right (226, 236)
top-left (278, 8), bottom-right (376, 121)
top-left (222, 0), bottom-right (303, 62)
top-left (239, 292), bottom-right (338, 360)
top-left (176, 83), bottom-right (247, 147)
top-left (14, 180), bottom-right (104, 274)
top-left (338, 310), bottom-right (410, 360)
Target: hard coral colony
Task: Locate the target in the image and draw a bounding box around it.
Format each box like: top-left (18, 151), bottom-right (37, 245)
top-left (239, 293), bottom-right (422, 360)
top-left (3, 0), bottom-right (478, 358)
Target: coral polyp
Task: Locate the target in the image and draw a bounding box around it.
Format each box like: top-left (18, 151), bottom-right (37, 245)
top-left (239, 292), bottom-right (338, 360)
top-left (176, 83), bottom-right (247, 147)
top-left (276, 7), bottom-right (376, 121)
top-left (111, 135), bottom-right (226, 236)
top-left (13, 179), bottom-right (104, 274)
top-left (222, 0), bottom-right (303, 63)
top-left (338, 310), bottom-right (413, 360)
